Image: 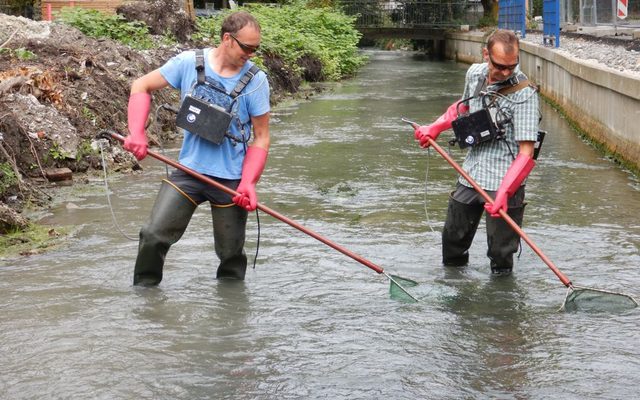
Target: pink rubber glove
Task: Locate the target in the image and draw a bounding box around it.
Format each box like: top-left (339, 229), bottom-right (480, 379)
top-left (233, 146), bottom-right (268, 211)
top-left (415, 100), bottom-right (469, 148)
top-left (124, 92), bottom-right (151, 160)
top-left (485, 153), bottom-right (536, 217)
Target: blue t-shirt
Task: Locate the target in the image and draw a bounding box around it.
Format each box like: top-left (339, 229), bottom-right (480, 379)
top-left (160, 48), bottom-right (270, 179)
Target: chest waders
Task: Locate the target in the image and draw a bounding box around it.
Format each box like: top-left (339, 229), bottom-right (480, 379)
top-left (442, 184), bottom-right (525, 275)
top-left (211, 203), bottom-right (248, 280)
top-left (134, 180), bottom-right (197, 286)
top-left (134, 179), bottom-right (251, 285)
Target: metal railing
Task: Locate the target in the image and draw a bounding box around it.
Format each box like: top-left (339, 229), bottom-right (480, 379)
top-left (339, 0), bottom-right (482, 28)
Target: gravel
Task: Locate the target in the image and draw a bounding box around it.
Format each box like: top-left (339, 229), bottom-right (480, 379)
top-left (522, 32), bottom-right (640, 78)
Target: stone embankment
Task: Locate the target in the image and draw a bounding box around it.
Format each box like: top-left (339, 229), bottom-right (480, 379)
top-left (521, 32), bottom-right (640, 79)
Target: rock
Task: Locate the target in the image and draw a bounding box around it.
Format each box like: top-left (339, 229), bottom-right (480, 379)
top-left (44, 167), bottom-right (72, 182)
top-left (6, 93), bottom-right (79, 160)
top-left (522, 32), bottom-right (640, 78)
top-left (0, 202), bottom-right (29, 234)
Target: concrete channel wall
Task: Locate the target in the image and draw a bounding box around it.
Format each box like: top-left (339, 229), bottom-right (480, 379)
top-left (444, 31), bottom-right (640, 171)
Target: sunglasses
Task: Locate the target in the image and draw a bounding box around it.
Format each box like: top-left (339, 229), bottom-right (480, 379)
top-left (488, 53), bottom-right (519, 71)
top-left (229, 33), bottom-right (260, 54)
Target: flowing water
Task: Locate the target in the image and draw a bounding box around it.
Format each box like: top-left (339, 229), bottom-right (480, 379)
top-left (2, 50), bottom-right (640, 399)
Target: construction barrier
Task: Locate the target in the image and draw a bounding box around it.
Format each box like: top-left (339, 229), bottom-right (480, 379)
top-left (41, 1), bottom-right (125, 20)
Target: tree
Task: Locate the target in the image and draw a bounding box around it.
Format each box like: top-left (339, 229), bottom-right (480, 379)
top-left (3, 0), bottom-right (36, 18)
top-left (480, 0), bottom-right (499, 25)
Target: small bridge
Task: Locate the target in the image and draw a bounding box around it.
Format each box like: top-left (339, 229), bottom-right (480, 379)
top-left (339, 0), bottom-right (483, 40)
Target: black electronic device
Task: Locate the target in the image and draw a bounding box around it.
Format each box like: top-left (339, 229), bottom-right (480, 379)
top-left (451, 108), bottom-right (499, 149)
top-left (175, 95), bottom-right (232, 145)
top-left (533, 130), bottom-right (546, 160)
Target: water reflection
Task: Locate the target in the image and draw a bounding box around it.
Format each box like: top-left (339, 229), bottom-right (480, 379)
top-left (127, 281), bottom-right (255, 398)
top-left (439, 270), bottom-right (536, 396)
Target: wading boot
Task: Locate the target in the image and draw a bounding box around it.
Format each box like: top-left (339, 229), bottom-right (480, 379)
top-left (133, 181), bottom-right (197, 286)
top-left (486, 204), bottom-right (526, 276)
top-left (211, 204), bottom-right (248, 280)
top-left (442, 195), bottom-right (484, 267)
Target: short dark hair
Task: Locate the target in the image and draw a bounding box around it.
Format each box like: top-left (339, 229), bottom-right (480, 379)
top-left (220, 11), bottom-right (261, 39)
top-left (486, 29), bottom-right (519, 54)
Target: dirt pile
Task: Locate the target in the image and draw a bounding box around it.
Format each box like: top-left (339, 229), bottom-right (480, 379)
top-left (116, 0), bottom-right (195, 42)
top-left (0, 13), bottom-right (184, 229)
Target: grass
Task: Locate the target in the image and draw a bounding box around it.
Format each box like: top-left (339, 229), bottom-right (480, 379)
top-left (0, 224), bottom-right (70, 259)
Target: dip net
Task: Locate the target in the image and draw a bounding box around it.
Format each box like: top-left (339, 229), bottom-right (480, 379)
top-left (389, 274), bottom-right (420, 303)
top-left (561, 286), bottom-right (638, 313)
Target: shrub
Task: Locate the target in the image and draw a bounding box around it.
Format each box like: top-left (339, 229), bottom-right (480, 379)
top-left (195, 3), bottom-right (366, 82)
top-left (57, 7), bottom-right (153, 49)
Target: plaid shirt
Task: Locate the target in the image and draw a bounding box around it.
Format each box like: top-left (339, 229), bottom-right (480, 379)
top-left (457, 63), bottom-right (539, 191)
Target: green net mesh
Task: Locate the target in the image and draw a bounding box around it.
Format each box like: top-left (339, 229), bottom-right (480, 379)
top-left (388, 274), bottom-right (419, 303)
top-left (561, 286), bottom-right (638, 313)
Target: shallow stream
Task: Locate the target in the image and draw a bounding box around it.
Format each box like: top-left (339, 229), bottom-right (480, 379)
top-left (2, 50), bottom-right (639, 399)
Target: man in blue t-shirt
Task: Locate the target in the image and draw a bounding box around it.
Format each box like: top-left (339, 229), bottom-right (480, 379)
top-left (123, 11), bottom-right (270, 285)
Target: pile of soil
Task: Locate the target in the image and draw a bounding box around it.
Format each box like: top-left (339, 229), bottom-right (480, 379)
top-left (0, 13), bottom-right (181, 231)
top-left (0, 5), bottom-right (322, 233)
top-left (116, 0), bottom-right (196, 42)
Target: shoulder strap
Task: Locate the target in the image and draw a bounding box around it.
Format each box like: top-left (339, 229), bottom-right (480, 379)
top-left (229, 65), bottom-right (261, 99)
top-left (496, 72), bottom-right (536, 95)
top-left (195, 49), bottom-right (205, 85)
top-left (498, 80), bottom-right (533, 95)
top-left (472, 75), bottom-right (486, 98)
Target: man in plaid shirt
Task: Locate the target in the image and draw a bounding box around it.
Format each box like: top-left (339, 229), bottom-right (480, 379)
top-left (415, 29), bottom-right (540, 276)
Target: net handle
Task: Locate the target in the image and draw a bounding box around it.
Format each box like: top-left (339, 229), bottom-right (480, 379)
top-left (99, 130), bottom-right (419, 302)
top-left (100, 131), bottom-right (386, 273)
top-left (425, 137), bottom-right (573, 287)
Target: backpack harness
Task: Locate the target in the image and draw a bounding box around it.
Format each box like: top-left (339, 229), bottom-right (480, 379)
top-left (175, 49), bottom-right (261, 145)
top-left (451, 71), bottom-right (545, 159)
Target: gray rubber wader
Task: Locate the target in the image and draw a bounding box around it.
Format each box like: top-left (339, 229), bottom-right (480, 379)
top-left (211, 204), bottom-right (248, 280)
top-left (133, 180), bottom-right (197, 286)
top-left (486, 204), bottom-right (525, 275)
top-left (442, 195), bottom-right (484, 267)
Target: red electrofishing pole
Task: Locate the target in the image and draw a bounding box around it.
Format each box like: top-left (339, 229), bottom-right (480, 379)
top-left (403, 118), bottom-right (637, 311)
top-left (99, 130), bottom-right (419, 302)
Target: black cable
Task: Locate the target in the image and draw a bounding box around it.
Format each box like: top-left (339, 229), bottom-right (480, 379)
top-left (253, 209), bottom-right (260, 269)
top-left (98, 140), bottom-right (137, 241)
